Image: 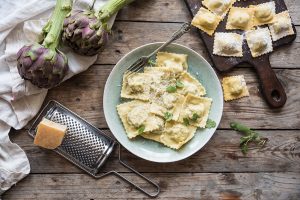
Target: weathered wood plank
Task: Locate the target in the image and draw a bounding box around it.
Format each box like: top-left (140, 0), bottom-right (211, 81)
top-left (10, 129), bottom-right (300, 173)
top-left (38, 66), bottom-right (300, 129)
top-left (96, 22), bottom-right (300, 69)
top-left (116, 0), bottom-right (190, 23)
top-left (3, 173), bottom-right (300, 199)
top-left (115, 0), bottom-right (300, 25)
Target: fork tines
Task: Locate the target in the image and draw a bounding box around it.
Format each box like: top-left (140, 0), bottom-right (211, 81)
top-left (126, 57), bottom-right (148, 76)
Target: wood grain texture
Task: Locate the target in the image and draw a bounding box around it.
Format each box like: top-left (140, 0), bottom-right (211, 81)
top-left (95, 22), bottom-right (300, 69)
top-left (115, 0), bottom-right (300, 25)
top-left (36, 66), bottom-right (300, 129)
top-left (3, 173), bottom-right (300, 199)
top-left (10, 129), bottom-right (300, 173)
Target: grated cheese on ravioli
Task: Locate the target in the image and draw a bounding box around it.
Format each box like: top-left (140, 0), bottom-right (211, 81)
top-left (269, 11), bottom-right (295, 41)
top-left (191, 7), bottom-right (222, 36)
top-left (246, 27), bottom-right (273, 58)
top-left (222, 75), bottom-right (249, 101)
top-left (213, 32), bottom-right (243, 57)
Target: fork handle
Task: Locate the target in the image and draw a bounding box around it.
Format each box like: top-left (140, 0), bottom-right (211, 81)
top-left (147, 22), bottom-right (191, 58)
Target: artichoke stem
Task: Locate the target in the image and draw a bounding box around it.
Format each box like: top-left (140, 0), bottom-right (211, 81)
top-left (42, 0), bottom-right (72, 50)
top-left (98, 0), bottom-right (134, 23)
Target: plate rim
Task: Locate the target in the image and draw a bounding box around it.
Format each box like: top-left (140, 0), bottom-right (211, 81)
top-left (103, 42), bottom-right (223, 163)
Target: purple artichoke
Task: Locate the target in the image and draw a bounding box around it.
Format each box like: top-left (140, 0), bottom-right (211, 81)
top-left (17, 0), bottom-right (72, 89)
top-left (17, 44), bottom-right (68, 88)
top-left (63, 10), bottom-right (109, 56)
top-left (63, 0), bottom-right (134, 56)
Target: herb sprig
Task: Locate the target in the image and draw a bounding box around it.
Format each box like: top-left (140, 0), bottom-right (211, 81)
top-left (148, 59), bottom-right (156, 66)
top-left (137, 125), bottom-right (145, 134)
top-left (164, 112), bottom-right (173, 121)
top-left (166, 80), bottom-right (184, 93)
top-left (230, 122), bottom-right (268, 154)
top-left (205, 119), bottom-right (216, 128)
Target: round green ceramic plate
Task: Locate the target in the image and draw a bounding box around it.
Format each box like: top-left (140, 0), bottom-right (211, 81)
top-left (103, 43), bottom-right (223, 163)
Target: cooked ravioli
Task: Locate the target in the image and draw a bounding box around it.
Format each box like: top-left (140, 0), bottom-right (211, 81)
top-left (160, 121), bottom-right (197, 149)
top-left (226, 7), bottom-right (253, 30)
top-left (178, 94), bottom-right (212, 128)
top-left (156, 52), bottom-right (188, 71)
top-left (117, 101), bottom-right (165, 138)
top-left (269, 11), bottom-right (295, 41)
top-left (141, 131), bottom-right (162, 143)
top-left (177, 71), bottom-right (206, 96)
top-left (121, 72), bottom-right (151, 101)
top-left (246, 28), bottom-right (273, 57)
top-left (202, 0), bottom-right (235, 18)
top-left (144, 67), bottom-right (178, 99)
top-left (251, 2), bottom-right (275, 26)
top-left (191, 7), bottom-right (222, 36)
top-left (213, 32), bottom-right (243, 57)
top-left (117, 51), bottom-right (214, 150)
top-left (222, 75), bottom-right (249, 101)
top-left (159, 93), bottom-right (185, 121)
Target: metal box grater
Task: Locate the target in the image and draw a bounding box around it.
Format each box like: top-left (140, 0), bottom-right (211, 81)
top-left (28, 100), bottom-right (159, 197)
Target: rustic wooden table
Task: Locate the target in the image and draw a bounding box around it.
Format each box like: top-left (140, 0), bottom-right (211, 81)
top-left (3, 0), bottom-right (300, 199)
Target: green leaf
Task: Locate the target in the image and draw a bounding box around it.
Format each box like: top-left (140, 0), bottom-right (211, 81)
top-left (205, 119), bottom-right (216, 128)
top-left (183, 118), bottom-right (190, 126)
top-left (166, 85), bottom-right (177, 93)
top-left (241, 143), bottom-right (248, 154)
top-left (164, 112), bottom-right (173, 121)
top-left (176, 80), bottom-right (184, 88)
top-left (230, 122), bottom-right (252, 135)
top-left (191, 113), bottom-right (200, 122)
top-left (148, 59), bottom-right (156, 66)
top-left (231, 122), bottom-right (268, 155)
top-left (137, 125), bottom-right (145, 134)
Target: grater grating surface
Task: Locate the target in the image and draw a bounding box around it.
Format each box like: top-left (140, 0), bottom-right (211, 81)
top-left (28, 100), bottom-right (160, 197)
top-left (28, 101), bottom-right (115, 176)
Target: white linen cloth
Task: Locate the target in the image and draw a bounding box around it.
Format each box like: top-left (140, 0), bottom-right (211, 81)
top-left (0, 0), bottom-right (114, 194)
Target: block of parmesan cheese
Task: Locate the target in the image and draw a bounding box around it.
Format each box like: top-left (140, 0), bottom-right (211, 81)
top-left (34, 118), bottom-right (67, 149)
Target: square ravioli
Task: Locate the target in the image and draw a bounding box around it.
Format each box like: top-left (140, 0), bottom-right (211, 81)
top-left (140, 131), bottom-right (163, 143)
top-left (226, 7), bottom-right (254, 30)
top-left (177, 71), bottom-right (206, 97)
top-left (144, 67), bottom-right (179, 98)
top-left (222, 75), bottom-right (249, 101)
top-left (178, 94), bottom-right (212, 128)
top-left (156, 52), bottom-right (188, 71)
top-left (213, 32), bottom-right (243, 57)
top-left (202, 0), bottom-right (236, 18)
top-left (251, 2), bottom-right (276, 26)
top-left (121, 72), bottom-right (151, 101)
top-left (191, 7), bottom-right (222, 36)
top-left (246, 27), bottom-right (273, 58)
top-left (151, 93), bottom-right (185, 121)
top-left (117, 101), bottom-right (165, 139)
top-left (160, 121), bottom-right (197, 149)
top-left (269, 11), bottom-right (295, 41)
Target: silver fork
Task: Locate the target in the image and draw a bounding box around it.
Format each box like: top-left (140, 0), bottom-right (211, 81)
top-left (126, 22), bottom-right (191, 76)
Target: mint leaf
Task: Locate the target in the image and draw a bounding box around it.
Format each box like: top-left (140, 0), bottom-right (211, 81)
top-left (205, 119), bottom-right (216, 128)
top-left (191, 113), bottom-right (200, 122)
top-left (164, 112), bottom-right (173, 121)
top-left (166, 85), bottom-right (177, 93)
top-left (176, 80), bottom-right (184, 88)
top-left (231, 122), bottom-right (268, 155)
top-left (148, 59), bottom-right (156, 66)
top-left (183, 118), bottom-right (190, 126)
top-left (137, 125), bottom-right (145, 134)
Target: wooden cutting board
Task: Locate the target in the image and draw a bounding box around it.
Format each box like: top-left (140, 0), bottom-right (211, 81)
top-left (184, 0), bottom-right (297, 108)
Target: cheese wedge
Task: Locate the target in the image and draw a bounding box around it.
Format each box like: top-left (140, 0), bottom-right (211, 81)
top-left (34, 118), bottom-right (67, 149)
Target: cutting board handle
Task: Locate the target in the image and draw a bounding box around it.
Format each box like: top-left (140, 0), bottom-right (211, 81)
top-left (251, 58), bottom-right (287, 108)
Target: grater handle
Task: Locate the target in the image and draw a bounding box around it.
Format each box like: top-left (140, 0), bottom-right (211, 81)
top-left (95, 144), bottom-right (160, 198)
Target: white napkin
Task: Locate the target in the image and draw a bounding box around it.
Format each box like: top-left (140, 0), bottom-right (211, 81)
top-left (0, 0), bottom-right (113, 194)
